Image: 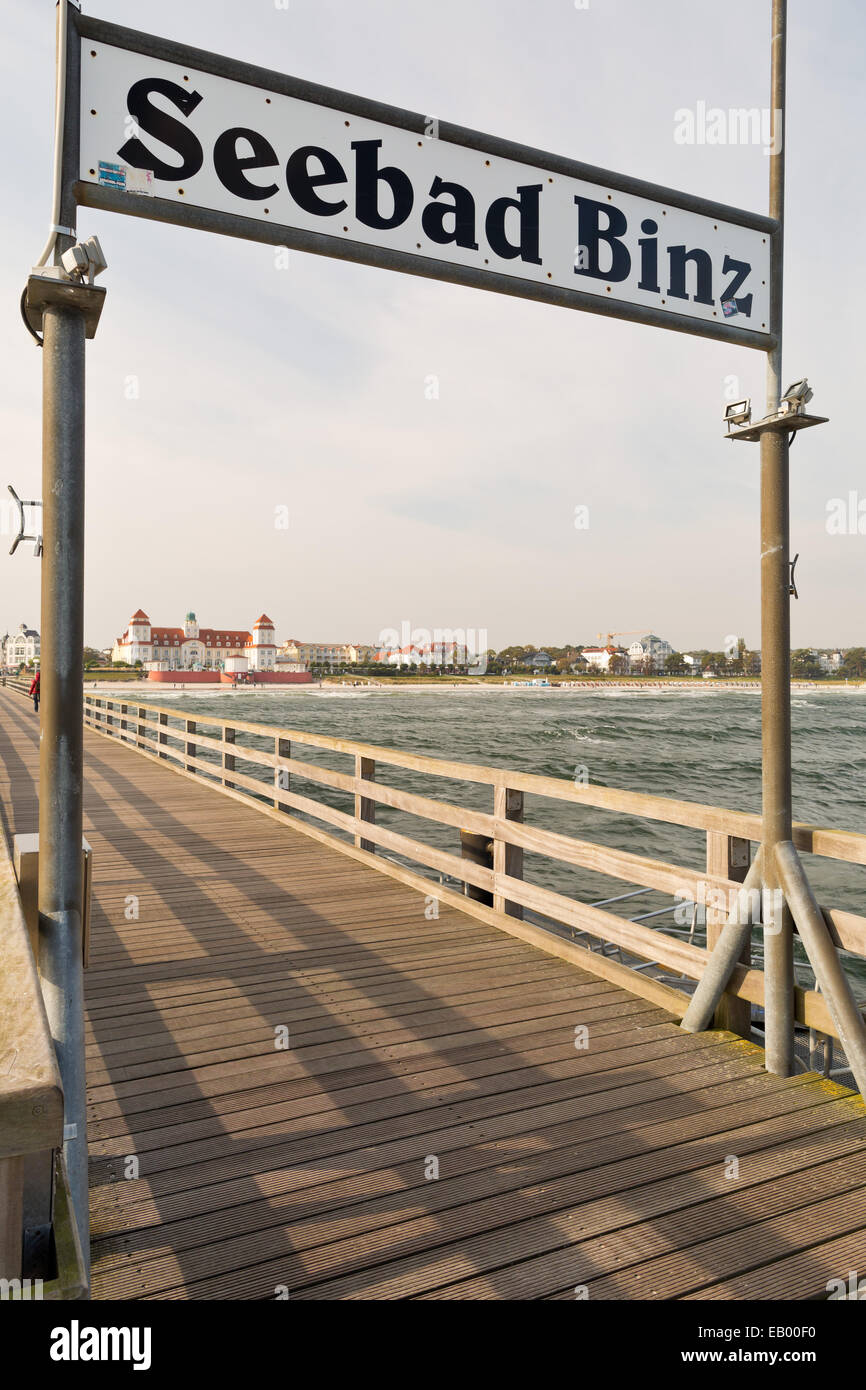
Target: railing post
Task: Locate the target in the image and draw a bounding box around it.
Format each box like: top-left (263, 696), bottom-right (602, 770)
top-left (809, 1028), bottom-right (833, 1078)
top-left (0, 1155), bottom-right (25, 1279)
top-left (706, 831), bottom-right (751, 1037)
top-left (158, 710), bottom-right (168, 759)
top-left (274, 736), bottom-right (291, 811)
top-left (223, 726), bottom-right (235, 789)
top-left (185, 719), bottom-right (196, 773)
top-left (460, 829), bottom-right (493, 905)
top-left (493, 785), bottom-right (524, 919)
top-left (354, 755), bottom-right (375, 851)
top-left (120, 702), bottom-right (128, 736)
top-left (137, 706), bottom-right (146, 749)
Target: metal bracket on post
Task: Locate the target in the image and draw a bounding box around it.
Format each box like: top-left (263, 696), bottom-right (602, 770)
top-left (7, 486), bottom-right (44, 557)
top-left (24, 272), bottom-right (106, 341)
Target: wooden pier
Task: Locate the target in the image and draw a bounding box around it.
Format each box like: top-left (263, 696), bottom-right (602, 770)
top-left (2, 683), bottom-right (866, 1300)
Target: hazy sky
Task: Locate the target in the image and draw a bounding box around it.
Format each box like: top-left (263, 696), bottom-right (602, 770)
top-left (1, 0), bottom-right (863, 653)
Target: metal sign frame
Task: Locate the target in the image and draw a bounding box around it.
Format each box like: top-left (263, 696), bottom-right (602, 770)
top-left (68, 10), bottom-right (778, 351)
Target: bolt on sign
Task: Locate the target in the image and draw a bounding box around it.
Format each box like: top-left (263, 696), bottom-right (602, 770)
top-left (73, 13), bottom-right (775, 349)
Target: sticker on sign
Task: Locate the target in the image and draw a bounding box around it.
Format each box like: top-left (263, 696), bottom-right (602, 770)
top-left (76, 21), bottom-right (774, 348)
top-left (97, 161), bottom-right (153, 195)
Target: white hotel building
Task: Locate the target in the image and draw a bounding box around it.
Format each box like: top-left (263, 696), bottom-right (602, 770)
top-left (4, 622), bottom-right (40, 669)
top-left (112, 610), bottom-right (279, 672)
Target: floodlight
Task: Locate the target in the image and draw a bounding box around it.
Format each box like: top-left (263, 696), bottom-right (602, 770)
top-left (781, 377), bottom-right (813, 408)
top-left (724, 399), bottom-right (751, 429)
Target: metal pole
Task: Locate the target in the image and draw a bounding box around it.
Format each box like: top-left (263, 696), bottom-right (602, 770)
top-left (38, 305), bottom-right (89, 1281)
top-left (36, 0), bottom-right (90, 1283)
top-left (760, 0), bottom-right (794, 1076)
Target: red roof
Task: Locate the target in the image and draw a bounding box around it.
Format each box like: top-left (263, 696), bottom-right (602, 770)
top-left (130, 609), bottom-right (150, 622)
top-left (199, 630), bottom-right (250, 644)
top-left (117, 629), bottom-right (253, 644)
top-left (253, 614), bottom-right (274, 628)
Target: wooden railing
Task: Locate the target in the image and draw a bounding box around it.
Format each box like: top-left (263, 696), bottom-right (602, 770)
top-left (0, 830), bottom-right (63, 1286)
top-left (2, 678), bottom-right (33, 696)
top-left (81, 693), bottom-right (866, 1049)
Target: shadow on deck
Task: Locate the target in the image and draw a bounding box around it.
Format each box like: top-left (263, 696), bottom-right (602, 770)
top-left (1, 687), bottom-right (865, 1301)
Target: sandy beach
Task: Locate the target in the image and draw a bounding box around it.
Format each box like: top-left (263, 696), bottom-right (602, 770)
top-left (80, 678), bottom-right (861, 697)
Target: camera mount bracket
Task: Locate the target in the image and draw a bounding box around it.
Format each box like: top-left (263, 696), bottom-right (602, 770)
top-left (24, 272), bottom-right (106, 340)
top-left (725, 410), bottom-right (828, 443)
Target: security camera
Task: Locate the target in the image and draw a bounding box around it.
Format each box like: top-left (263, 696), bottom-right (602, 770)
top-left (81, 235), bottom-right (108, 280)
top-left (60, 244), bottom-right (89, 278)
top-left (59, 235), bottom-right (108, 285)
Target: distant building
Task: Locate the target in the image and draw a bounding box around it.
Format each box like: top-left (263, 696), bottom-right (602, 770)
top-left (627, 633), bottom-right (673, 673)
top-left (374, 639), bottom-right (470, 667)
top-left (4, 623), bottom-right (40, 668)
top-left (524, 651), bottom-right (553, 671)
top-left (819, 650), bottom-right (843, 673)
top-left (581, 645), bottom-right (625, 672)
top-left (280, 640), bottom-right (358, 667)
top-left (112, 610), bottom-right (278, 672)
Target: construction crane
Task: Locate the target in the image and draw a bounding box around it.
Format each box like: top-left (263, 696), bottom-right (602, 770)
top-left (596, 629), bottom-right (647, 648)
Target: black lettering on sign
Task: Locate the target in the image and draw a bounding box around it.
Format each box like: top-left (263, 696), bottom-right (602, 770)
top-left (213, 127), bottom-right (279, 200)
top-left (286, 146), bottom-right (348, 215)
top-left (106, 77), bottom-right (761, 326)
top-left (117, 78), bottom-right (204, 181)
top-left (486, 185), bottom-right (542, 264)
top-left (637, 218), bottom-right (660, 293)
top-left (719, 254), bottom-right (754, 316)
top-left (422, 177), bottom-right (479, 250)
top-left (573, 196), bottom-right (631, 282)
top-left (352, 139), bottom-right (413, 230)
top-left (667, 245), bottom-right (714, 305)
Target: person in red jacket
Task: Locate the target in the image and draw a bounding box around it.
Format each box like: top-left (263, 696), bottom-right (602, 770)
top-left (29, 671), bottom-right (40, 713)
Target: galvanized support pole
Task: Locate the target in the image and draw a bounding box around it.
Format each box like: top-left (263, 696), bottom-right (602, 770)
top-left (31, 0), bottom-right (100, 1287)
top-left (760, 0), bottom-right (794, 1076)
top-left (37, 302), bottom-right (89, 1282)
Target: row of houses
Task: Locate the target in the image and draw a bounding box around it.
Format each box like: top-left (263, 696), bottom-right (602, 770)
top-left (111, 612), bottom-right (477, 670)
top-left (524, 639), bottom-right (848, 676)
top-left (16, 610), bottom-right (851, 677)
top-left (581, 634), bottom-right (674, 673)
top-left (110, 611), bottom-right (382, 672)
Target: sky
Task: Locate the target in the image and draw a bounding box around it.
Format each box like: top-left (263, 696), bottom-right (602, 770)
top-left (1, 0), bottom-right (863, 654)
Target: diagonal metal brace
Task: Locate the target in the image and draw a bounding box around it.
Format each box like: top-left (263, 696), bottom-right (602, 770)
top-left (680, 848), bottom-right (764, 1033)
top-left (774, 840), bottom-right (866, 1098)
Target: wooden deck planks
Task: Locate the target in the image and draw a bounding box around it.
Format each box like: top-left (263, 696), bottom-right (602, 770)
top-left (1, 685), bottom-right (865, 1301)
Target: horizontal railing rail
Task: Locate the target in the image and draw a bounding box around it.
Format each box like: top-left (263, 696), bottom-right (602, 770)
top-left (80, 692), bottom-right (866, 1047)
top-left (79, 695), bottom-right (866, 863)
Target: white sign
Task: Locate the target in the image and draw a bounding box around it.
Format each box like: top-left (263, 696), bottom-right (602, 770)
top-left (78, 34), bottom-right (772, 343)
